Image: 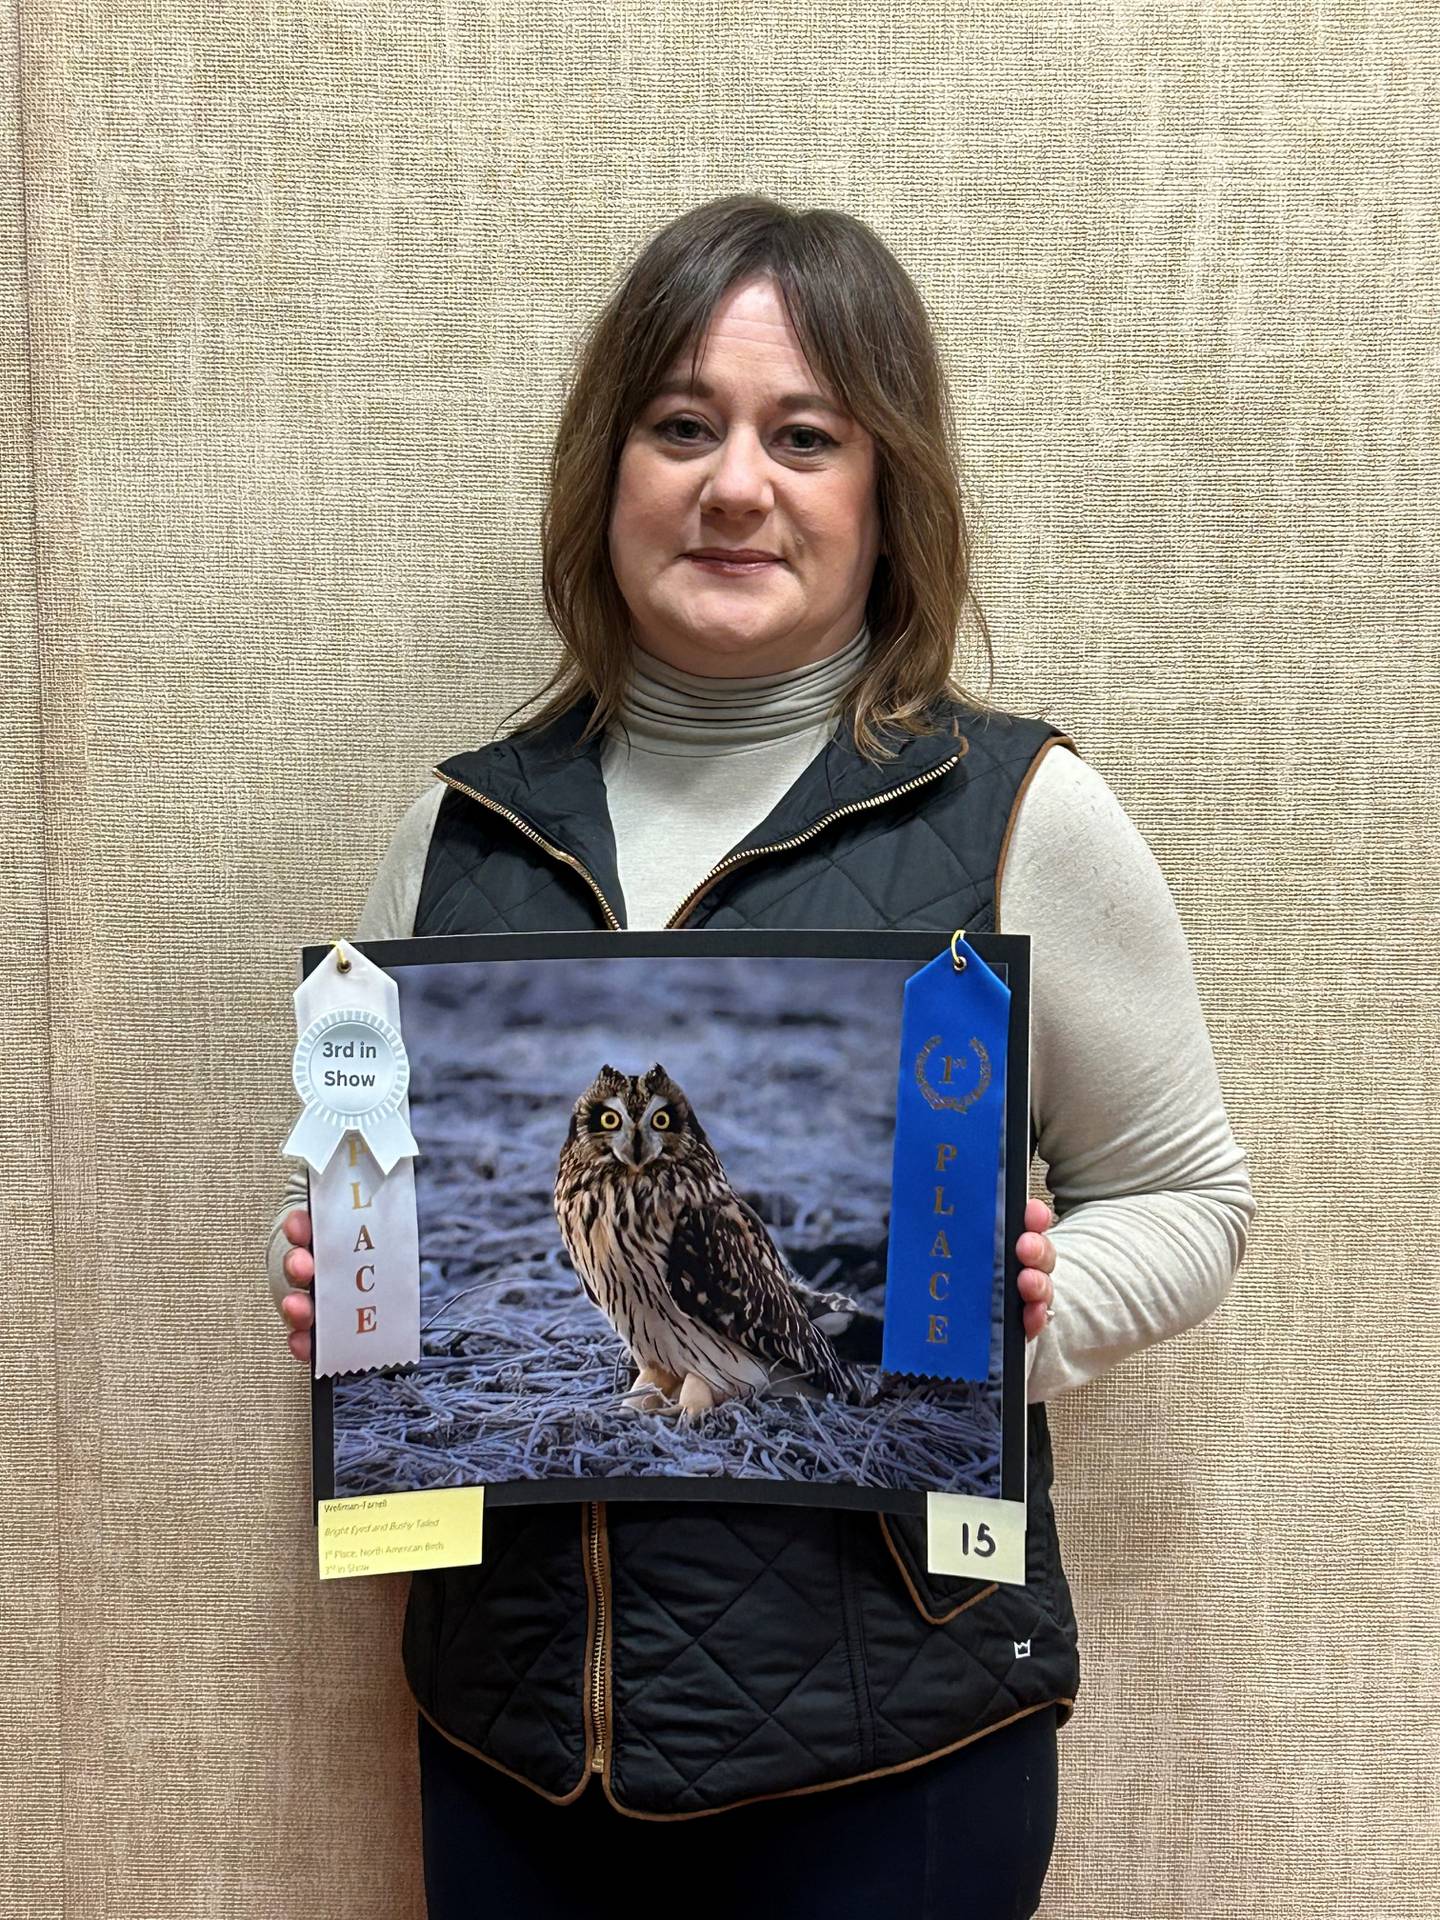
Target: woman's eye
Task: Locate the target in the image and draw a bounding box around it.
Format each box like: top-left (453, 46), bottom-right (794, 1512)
top-left (656, 415), bottom-right (709, 444)
top-left (783, 425), bottom-right (834, 453)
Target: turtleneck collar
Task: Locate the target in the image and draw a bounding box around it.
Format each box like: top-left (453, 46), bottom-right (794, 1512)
top-left (609, 622), bottom-right (871, 756)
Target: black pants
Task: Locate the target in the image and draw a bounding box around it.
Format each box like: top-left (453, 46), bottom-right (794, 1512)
top-left (419, 1704), bottom-right (1059, 1920)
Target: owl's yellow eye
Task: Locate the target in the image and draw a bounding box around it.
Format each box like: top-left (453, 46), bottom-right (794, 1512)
top-left (651, 1109), bottom-right (672, 1130)
top-left (598, 1109), bottom-right (622, 1130)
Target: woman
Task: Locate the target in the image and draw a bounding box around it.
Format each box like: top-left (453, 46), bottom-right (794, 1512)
top-left (270, 196), bottom-right (1255, 1918)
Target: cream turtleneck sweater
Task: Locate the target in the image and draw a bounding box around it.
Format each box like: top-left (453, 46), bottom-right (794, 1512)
top-left (267, 632), bottom-right (1257, 1405)
top-left (598, 622), bottom-right (870, 928)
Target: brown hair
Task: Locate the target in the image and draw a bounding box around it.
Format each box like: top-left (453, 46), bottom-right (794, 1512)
top-left (512, 193), bottom-right (998, 762)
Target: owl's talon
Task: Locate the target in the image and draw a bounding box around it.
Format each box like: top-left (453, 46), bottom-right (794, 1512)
top-left (619, 1388), bottom-right (669, 1413)
top-left (677, 1372), bottom-right (718, 1424)
top-left (623, 1363), bottom-right (679, 1402)
top-left (619, 1361), bottom-right (684, 1414)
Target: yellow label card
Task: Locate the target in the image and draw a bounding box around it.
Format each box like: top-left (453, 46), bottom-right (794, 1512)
top-left (926, 1491), bottom-right (1027, 1587)
top-left (318, 1487), bottom-right (485, 1580)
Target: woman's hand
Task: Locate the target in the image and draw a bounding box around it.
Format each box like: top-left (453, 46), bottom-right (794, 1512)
top-left (278, 1208), bottom-right (315, 1366)
top-left (1017, 1198), bottom-right (1057, 1341)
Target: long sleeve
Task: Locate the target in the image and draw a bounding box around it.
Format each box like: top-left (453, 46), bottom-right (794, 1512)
top-left (265, 783), bottom-right (444, 1314)
top-left (999, 743), bottom-right (1258, 1402)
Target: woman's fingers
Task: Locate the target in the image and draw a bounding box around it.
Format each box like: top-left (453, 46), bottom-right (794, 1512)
top-left (282, 1244), bottom-right (315, 1289)
top-left (1017, 1200), bottom-right (1057, 1341)
top-left (1017, 1267), bottom-right (1053, 1302)
top-left (280, 1286), bottom-right (313, 1366)
top-left (282, 1208), bottom-right (313, 1248)
top-left (280, 1291), bottom-right (314, 1333)
top-left (1016, 1199), bottom-right (1055, 1271)
top-left (1019, 1271), bottom-right (1053, 1340)
top-left (278, 1211), bottom-right (316, 1365)
top-left (278, 1213), bottom-right (314, 1367)
top-left (281, 1209), bottom-right (314, 1292)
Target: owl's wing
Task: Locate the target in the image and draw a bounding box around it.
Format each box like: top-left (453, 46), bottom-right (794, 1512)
top-left (665, 1195), bottom-right (868, 1403)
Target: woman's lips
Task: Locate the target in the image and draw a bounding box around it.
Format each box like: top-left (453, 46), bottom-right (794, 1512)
top-left (685, 555), bottom-right (781, 574)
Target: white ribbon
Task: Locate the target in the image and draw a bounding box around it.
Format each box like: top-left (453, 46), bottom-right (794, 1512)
top-left (283, 941), bottom-right (421, 1378)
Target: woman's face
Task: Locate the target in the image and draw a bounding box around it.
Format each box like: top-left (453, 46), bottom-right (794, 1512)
top-left (608, 274), bottom-right (881, 678)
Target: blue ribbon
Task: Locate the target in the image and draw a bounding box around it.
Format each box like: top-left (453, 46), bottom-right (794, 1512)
top-left (882, 940), bottom-right (1010, 1383)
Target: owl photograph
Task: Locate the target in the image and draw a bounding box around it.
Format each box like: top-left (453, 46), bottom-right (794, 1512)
top-left (319, 934), bottom-right (1023, 1515)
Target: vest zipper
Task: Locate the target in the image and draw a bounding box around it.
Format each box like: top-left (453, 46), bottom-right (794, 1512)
top-left (586, 1502), bottom-right (608, 1774)
top-left (661, 753), bottom-right (964, 929)
top-left (433, 772), bottom-right (623, 931)
top-left (434, 770), bottom-right (622, 1783)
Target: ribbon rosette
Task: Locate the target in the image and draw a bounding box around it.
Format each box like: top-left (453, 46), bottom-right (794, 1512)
top-left (285, 1005), bottom-right (419, 1175)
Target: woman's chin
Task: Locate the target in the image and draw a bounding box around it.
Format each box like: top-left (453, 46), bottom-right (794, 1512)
top-left (675, 640), bottom-right (793, 676)
top-left (631, 613), bottom-right (802, 673)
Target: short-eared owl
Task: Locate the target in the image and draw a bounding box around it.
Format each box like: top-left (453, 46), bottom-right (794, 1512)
top-left (553, 1062), bottom-right (877, 1424)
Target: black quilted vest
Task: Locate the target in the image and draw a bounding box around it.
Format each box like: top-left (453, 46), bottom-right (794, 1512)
top-left (401, 690), bottom-right (1082, 1817)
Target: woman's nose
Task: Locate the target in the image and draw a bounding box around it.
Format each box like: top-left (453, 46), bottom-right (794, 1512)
top-left (700, 428), bottom-right (773, 512)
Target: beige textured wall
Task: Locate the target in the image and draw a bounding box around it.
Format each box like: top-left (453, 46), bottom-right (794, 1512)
top-left (4, 5), bottom-right (1436, 1916)
top-left (3, 4), bottom-right (60, 1911)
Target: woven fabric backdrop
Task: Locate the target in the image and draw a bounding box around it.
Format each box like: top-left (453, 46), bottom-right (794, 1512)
top-left (3, 5), bottom-right (1436, 1915)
